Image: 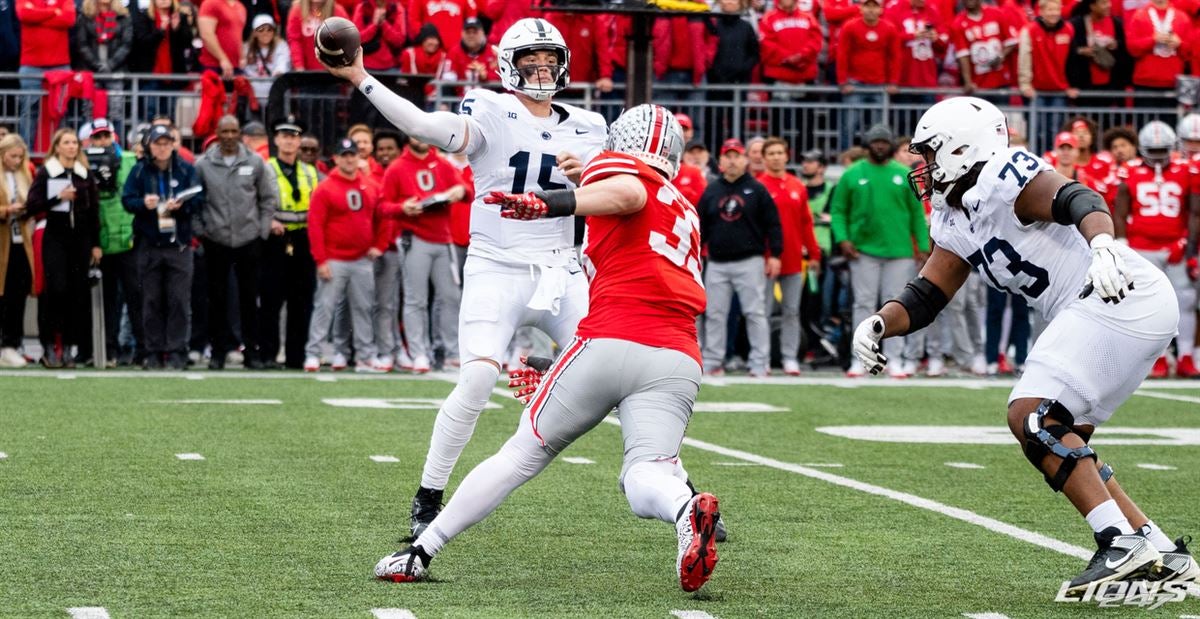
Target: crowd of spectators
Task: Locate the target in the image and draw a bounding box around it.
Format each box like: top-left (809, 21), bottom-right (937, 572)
top-left (4, 0), bottom-right (1200, 152)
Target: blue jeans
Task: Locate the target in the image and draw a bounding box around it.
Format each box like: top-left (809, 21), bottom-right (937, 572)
top-left (985, 287), bottom-right (1030, 365)
top-left (18, 64), bottom-right (69, 147)
top-left (840, 85), bottom-right (882, 150)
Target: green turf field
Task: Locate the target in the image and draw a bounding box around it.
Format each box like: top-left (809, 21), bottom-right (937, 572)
top-left (1, 371), bottom-right (1198, 618)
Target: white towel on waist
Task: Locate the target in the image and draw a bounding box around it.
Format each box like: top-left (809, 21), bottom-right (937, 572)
top-left (527, 264), bottom-right (569, 316)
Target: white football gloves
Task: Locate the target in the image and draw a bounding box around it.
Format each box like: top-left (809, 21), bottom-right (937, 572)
top-left (1082, 233), bottom-right (1134, 304)
top-left (852, 315), bottom-right (888, 375)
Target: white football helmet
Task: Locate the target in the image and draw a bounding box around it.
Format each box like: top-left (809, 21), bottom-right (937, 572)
top-left (606, 104), bottom-right (685, 179)
top-left (495, 18), bottom-right (570, 101)
top-left (1138, 120), bottom-right (1175, 165)
top-left (907, 96), bottom-right (1009, 209)
top-left (1177, 114), bottom-right (1200, 154)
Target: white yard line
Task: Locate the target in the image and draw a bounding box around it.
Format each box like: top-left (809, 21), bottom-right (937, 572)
top-left (1134, 390), bottom-right (1200, 406)
top-left (670, 611), bottom-right (718, 619)
top-left (1136, 463), bottom-right (1178, 471)
top-left (175, 453), bottom-right (205, 461)
top-left (945, 462), bottom-right (986, 470)
top-left (961, 614), bottom-right (1012, 619)
top-left (152, 399), bottom-right (282, 405)
top-left (370, 610), bottom-right (417, 619)
top-left (0, 452), bottom-right (7, 460)
top-left (562, 457), bottom-right (595, 465)
top-left (369, 455), bottom-right (400, 463)
top-left (66, 608), bottom-right (111, 619)
top-left (601, 416), bottom-right (1092, 561)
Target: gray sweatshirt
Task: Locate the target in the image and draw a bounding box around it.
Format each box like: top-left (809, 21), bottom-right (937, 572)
top-left (194, 143), bottom-right (279, 248)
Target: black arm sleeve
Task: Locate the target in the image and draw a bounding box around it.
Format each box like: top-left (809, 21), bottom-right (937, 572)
top-left (1050, 181), bottom-right (1108, 227)
top-left (887, 276), bottom-right (950, 335)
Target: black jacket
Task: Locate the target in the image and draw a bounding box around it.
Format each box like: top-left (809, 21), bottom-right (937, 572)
top-left (122, 154), bottom-right (204, 248)
top-left (130, 6), bottom-right (198, 73)
top-left (26, 158), bottom-right (101, 248)
top-left (74, 11), bottom-right (133, 72)
top-left (1065, 14), bottom-right (1131, 90)
top-left (698, 172), bottom-right (783, 262)
top-left (707, 14), bottom-right (759, 84)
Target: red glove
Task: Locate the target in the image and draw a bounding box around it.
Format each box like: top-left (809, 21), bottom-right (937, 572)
top-left (1168, 238), bottom-right (1187, 265)
top-left (484, 191), bottom-right (549, 220)
top-left (1188, 255), bottom-right (1198, 282)
top-left (507, 355), bottom-right (554, 405)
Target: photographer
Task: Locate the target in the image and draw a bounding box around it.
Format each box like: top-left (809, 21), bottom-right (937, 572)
top-left (86, 118), bottom-right (142, 366)
top-left (122, 125), bottom-right (203, 370)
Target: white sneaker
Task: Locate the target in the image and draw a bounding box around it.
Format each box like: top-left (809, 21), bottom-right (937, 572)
top-left (227, 348), bottom-right (244, 366)
top-left (412, 355), bottom-right (431, 374)
top-left (970, 353), bottom-right (987, 376)
top-left (0, 347), bottom-right (27, 368)
top-left (355, 361), bottom-right (385, 374)
top-left (986, 362), bottom-right (999, 376)
top-left (900, 359), bottom-right (918, 377)
top-left (374, 355), bottom-right (394, 373)
top-left (375, 546), bottom-right (429, 583)
top-left (331, 353), bottom-right (348, 371)
top-left (676, 492), bottom-right (720, 592)
top-left (303, 356), bottom-right (320, 372)
top-left (927, 356), bottom-right (946, 377)
top-left (782, 359), bottom-right (801, 376)
top-left (397, 349), bottom-right (414, 371)
top-left (888, 363), bottom-right (910, 379)
top-left (846, 359), bottom-right (866, 378)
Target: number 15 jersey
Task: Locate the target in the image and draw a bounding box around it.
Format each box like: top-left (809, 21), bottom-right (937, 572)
top-left (929, 146), bottom-right (1091, 321)
top-left (575, 152), bottom-right (707, 365)
top-left (460, 88), bottom-right (607, 266)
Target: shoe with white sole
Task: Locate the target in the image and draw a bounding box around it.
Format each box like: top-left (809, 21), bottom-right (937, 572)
top-left (1148, 536), bottom-right (1200, 584)
top-left (397, 349), bottom-right (414, 371)
top-left (303, 355), bottom-right (320, 372)
top-left (355, 361), bottom-right (386, 374)
top-left (375, 545), bottom-right (431, 583)
top-left (927, 356), bottom-right (946, 377)
top-left (677, 492), bottom-right (720, 592)
top-left (1064, 527), bottom-right (1162, 596)
top-left (330, 353), bottom-right (348, 371)
top-left (412, 355), bottom-right (431, 374)
top-left (373, 355), bottom-right (394, 373)
top-left (782, 359), bottom-right (801, 376)
top-left (846, 359), bottom-right (866, 378)
top-left (0, 347), bottom-right (27, 368)
top-left (899, 359), bottom-right (918, 377)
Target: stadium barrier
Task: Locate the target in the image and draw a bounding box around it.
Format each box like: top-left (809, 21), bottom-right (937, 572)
top-left (0, 72), bottom-right (1184, 158)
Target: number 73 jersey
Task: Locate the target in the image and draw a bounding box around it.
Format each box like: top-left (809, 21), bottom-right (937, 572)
top-left (930, 147), bottom-right (1091, 321)
top-left (575, 152), bottom-right (707, 365)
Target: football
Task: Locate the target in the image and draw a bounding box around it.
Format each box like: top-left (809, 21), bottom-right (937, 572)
top-left (315, 16), bottom-right (360, 68)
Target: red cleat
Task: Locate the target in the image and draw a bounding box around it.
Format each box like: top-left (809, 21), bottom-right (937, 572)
top-left (1177, 355), bottom-right (1199, 378)
top-left (1150, 356), bottom-right (1170, 379)
top-left (677, 492), bottom-right (720, 592)
top-left (997, 354), bottom-right (1013, 375)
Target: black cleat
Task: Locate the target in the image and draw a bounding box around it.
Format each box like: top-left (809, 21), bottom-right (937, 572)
top-left (714, 513), bottom-right (728, 543)
top-left (409, 486), bottom-right (444, 541)
top-left (1066, 527), bottom-right (1162, 596)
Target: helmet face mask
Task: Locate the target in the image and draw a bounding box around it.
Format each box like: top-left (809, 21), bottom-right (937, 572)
top-left (907, 97), bottom-right (1008, 210)
top-left (497, 19), bottom-right (571, 101)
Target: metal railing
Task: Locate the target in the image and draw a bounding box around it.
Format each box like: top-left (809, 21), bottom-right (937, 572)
top-left (0, 71), bottom-right (1187, 158)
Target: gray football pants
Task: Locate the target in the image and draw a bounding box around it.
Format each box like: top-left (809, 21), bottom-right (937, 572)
top-left (703, 256), bottom-right (769, 373)
top-left (850, 254), bottom-right (916, 363)
top-left (404, 236), bottom-right (461, 360)
top-left (306, 258), bottom-right (376, 359)
top-left (333, 249), bottom-right (401, 359)
top-left (766, 272), bottom-right (804, 364)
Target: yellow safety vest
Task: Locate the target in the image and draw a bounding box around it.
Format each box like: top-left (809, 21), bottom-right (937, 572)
top-left (270, 158), bottom-right (317, 231)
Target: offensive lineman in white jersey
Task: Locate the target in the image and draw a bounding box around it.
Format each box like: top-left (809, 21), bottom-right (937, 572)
top-left (322, 18), bottom-right (607, 538)
top-left (852, 97), bottom-right (1198, 594)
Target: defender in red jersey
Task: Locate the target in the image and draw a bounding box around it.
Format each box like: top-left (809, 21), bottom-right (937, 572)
top-left (1114, 121), bottom-right (1200, 377)
top-left (374, 105), bottom-right (721, 594)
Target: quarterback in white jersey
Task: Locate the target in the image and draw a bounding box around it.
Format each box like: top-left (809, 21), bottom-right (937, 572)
top-left (852, 97), bottom-right (1196, 595)
top-left (322, 18), bottom-right (605, 540)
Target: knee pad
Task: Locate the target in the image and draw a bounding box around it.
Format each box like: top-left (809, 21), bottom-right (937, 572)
top-left (1021, 399), bottom-right (1098, 492)
top-left (450, 361), bottom-right (501, 412)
